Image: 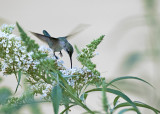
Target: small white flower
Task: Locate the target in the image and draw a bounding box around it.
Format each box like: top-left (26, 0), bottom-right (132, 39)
top-left (32, 65), bottom-right (37, 69)
top-left (13, 48), bottom-right (18, 52)
top-left (21, 49), bottom-right (25, 53)
top-left (46, 84), bottom-right (51, 89)
top-left (3, 43), bottom-right (7, 47)
top-left (33, 60), bottom-right (40, 65)
top-left (42, 93), bottom-right (47, 97)
top-left (23, 59), bottom-right (27, 64)
top-left (8, 34), bottom-right (16, 39)
top-left (28, 51), bottom-right (34, 56)
top-left (19, 46), bottom-right (26, 53)
top-left (42, 90), bottom-right (47, 94)
top-left (27, 64), bottom-right (30, 68)
top-left (15, 56), bottom-right (19, 62)
top-left (2, 62), bottom-right (7, 71)
top-left (15, 36), bottom-right (21, 40)
top-left (6, 54), bottom-right (10, 58)
top-left (0, 31), bottom-right (8, 37)
top-left (52, 81), bottom-right (56, 86)
top-left (16, 43), bottom-right (21, 48)
top-left (23, 67), bottom-right (28, 71)
top-left (8, 44), bottom-right (11, 48)
top-left (70, 79), bottom-right (75, 86)
top-left (88, 75), bottom-right (92, 77)
top-left (98, 76), bottom-right (101, 78)
top-left (28, 55), bottom-right (33, 61)
top-left (67, 80), bottom-right (71, 85)
top-left (58, 60), bottom-right (64, 64)
top-left (1, 39), bottom-right (6, 43)
top-left (1, 24), bottom-right (7, 29)
top-left (76, 76), bottom-right (79, 79)
top-left (22, 54), bottom-right (26, 59)
top-left (20, 57), bottom-right (24, 61)
top-left (9, 59), bottom-right (13, 63)
top-left (6, 48), bottom-right (9, 53)
top-left (8, 40), bottom-right (12, 44)
top-left (26, 60), bottom-right (32, 64)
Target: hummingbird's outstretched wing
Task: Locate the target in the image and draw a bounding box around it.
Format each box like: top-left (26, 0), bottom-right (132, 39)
top-left (30, 31), bottom-right (58, 43)
top-left (66, 24), bottom-right (90, 39)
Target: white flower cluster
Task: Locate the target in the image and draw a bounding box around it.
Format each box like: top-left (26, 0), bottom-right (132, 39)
top-left (60, 67), bottom-right (92, 87)
top-left (41, 84), bottom-right (52, 99)
top-left (60, 67), bottom-right (91, 75)
top-left (0, 24), bottom-right (40, 75)
top-left (0, 24), bottom-right (15, 34)
top-left (29, 80), bottom-right (56, 100)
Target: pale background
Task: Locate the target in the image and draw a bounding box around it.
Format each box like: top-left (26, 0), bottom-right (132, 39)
top-left (0, 0), bottom-right (160, 114)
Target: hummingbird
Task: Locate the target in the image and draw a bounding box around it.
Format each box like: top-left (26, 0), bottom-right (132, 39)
top-left (30, 24), bottom-right (89, 69)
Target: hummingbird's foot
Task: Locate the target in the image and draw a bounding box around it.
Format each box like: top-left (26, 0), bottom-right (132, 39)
top-left (59, 51), bottom-right (63, 57)
top-left (53, 51), bottom-right (58, 59)
top-left (54, 55), bottom-right (58, 59)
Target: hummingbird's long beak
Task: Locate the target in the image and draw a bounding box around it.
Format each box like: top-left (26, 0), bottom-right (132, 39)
top-left (69, 55), bottom-right (72, 69)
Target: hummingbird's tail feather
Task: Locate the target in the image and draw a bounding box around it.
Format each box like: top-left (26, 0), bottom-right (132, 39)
top-left (43, 30), bottom-right (51, 37)
top-left (66, 24), bottom-right (90, 39)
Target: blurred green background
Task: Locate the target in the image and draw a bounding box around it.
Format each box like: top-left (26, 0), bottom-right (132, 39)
top-left (0, 0), bottom-right (160, 113)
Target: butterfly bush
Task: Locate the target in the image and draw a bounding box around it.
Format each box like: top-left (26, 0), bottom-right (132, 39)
top-left (0, 24), bottom-right (104, 100)
top-left (0, 24), bottom-right (40, 76)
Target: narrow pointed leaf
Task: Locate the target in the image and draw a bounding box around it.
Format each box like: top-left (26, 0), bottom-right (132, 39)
top-left (85, 88), bottom-right (140, 114)
top-left (15, 70), bottom-right (22, 93)
top-left (0, 88), bottom-right (12, 105)
top-left (59, 74), bottom-right (77, 96)
top-left (114, 101), bottom-right (160, 114)
top-left (0, 77), bottom-right (2, 82)
top-left (80, 93), bottom-right (88, 101)
top-left (102, 80), bottom-right (109, 113)
top-left (106, 76), bottom-right (153, 88)
top-left (16, 22), bottom-right (39, 52)
top-left (60, 105), bottom-right (75, 114)
top-left (58, 75), bottom-right (93, 113)
top-left (118, 108), bottom-right (136, 114)
top-left (113, 96), bottom-right (120, 106)
top-left (51, 84), bottom-right (62, 114)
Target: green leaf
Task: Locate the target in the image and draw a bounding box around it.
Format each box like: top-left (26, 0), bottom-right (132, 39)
top-left (102, 80), bottom-right (109, 113)
top-left (60, 105), bottom-right (75, 114)
top-left (58, 75), bottom-right (94, 113)
top-left (74, 45), bottom-right (81, 54)
top-left (113, 96), bottom-right (120, 106)
top-left (30, 104), bottom-right (42, 114)
top-left (15, 70), bottom-right (22, 93)
top-left (0, 87), bottom-right (12, 105)
top-left (51, 84), bottom-right (62, 114)
top-left (114, 101), bottom-right (160, 114)
top-left (16, 22), bottom-right (39, 52)
top-left (118, 108), bottom-right (136, 114)
top-left (59, 74), bottom-right (77, 96)
top-left (106, 76), bottom-right (153, 88)
top-left (80, 93), bottom-right (88, 101)
top-left (85, 88), bottom-right (141, 114)
top-left (0, 77), bottom-right (2, 82)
